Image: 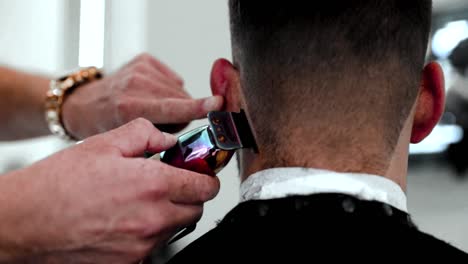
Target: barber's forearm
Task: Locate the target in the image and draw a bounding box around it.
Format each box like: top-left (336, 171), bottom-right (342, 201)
top-left (0, 66), bottom-right (50, 141)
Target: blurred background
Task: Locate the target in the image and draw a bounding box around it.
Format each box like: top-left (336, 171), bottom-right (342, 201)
top-left (1, 0), bottom-right (468, 261)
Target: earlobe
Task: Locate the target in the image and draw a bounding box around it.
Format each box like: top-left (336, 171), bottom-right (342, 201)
top-left (210, 58), bottom-right (242, 112)
top-left (411, 62), bottom-right (446, 143)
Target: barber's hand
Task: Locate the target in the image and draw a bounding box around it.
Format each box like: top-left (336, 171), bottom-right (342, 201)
top-left (0, 118), bottom-right (220, 264)
top-left (62, 53), bottom-right (223, 139)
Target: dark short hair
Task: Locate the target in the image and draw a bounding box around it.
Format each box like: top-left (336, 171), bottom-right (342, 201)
top-left (229, 1), bottom-right (432, 167)
top-left (449, 38), bottom-right (468, 76)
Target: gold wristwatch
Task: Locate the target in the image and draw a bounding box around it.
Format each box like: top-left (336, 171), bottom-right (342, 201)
top-left (45, 67), bottom-right (103, 140)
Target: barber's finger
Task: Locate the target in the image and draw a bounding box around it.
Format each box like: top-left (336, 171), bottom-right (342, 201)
top-left (127, 73), bottom-right (189, 99)
top-left (136, 63), bottom-right (188, 96)
top-left (145, 56), bottom-right (184, 86)
top-left (130, 53), bottom-right (184, 85)
top-left (93, 118), bottom-right (177, 157)
top-left (131, 96), bottom-right (224, 124)
top-left (164, 166), bottom-right (221, 205)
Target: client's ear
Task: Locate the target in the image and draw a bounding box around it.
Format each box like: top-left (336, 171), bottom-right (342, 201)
top-left (411, 62), bottom-right (446, 143)
top-left (210, 58), bottom-right (242, 112)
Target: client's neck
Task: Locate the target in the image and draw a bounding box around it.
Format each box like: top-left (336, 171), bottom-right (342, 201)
top-left (238, 132), bottom-right (409, 191)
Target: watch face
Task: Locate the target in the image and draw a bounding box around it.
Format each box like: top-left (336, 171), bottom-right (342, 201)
top-left (160, 126), bottom-right (235, 176)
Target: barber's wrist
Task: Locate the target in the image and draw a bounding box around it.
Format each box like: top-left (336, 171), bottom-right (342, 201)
top-left (45, 67), bottom-right (103, 141)
top-left (0, 168), bottom-right (71, 263)
top-left (0, 172), bottom-right (36, 263)
top-left (28, 74), bottom-right (53, 138)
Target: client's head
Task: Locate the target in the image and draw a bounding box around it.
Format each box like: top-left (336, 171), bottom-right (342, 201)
top-left (210, 0), bottom-right (444, 186)
top-left (449, 38), bottom-right (468, 76)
